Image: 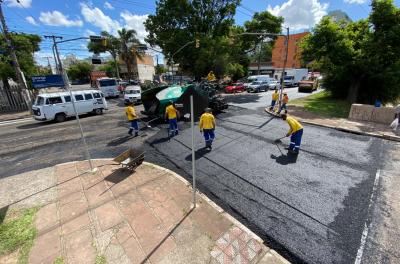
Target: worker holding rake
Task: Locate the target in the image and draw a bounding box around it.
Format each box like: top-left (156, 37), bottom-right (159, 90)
top-left (281, 114), bottom-right (303, 154)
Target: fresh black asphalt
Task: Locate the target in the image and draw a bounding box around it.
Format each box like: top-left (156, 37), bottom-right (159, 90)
top-left (0, 102), bottom-right (392, 264)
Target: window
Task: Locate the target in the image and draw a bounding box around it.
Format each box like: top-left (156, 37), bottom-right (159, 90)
top-left (93, 93), bottom-right (101, 99)
top-left (64, 96), bottom-right (71, 102)
top-left (47, 97), bottom-right (62, 104)
top-left (75, 94), bottom-right (84, 101)
top-left (84, 93), bottom-right (93, 100)
top-left (98, 79), bottom-right (116, 87)
top-left (36, 96), bottom-right (45, 105)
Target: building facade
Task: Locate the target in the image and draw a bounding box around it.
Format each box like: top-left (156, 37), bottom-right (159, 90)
top-left (119, 54), bottom-right (155, 82)
top-left (271, 32), bottom-right (309, 69)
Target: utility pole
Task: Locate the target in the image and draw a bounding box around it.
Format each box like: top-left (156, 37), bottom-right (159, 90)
top-left (45, 35), bottom-right (63, 73)
top-left (257, 40), bottom-right (262, 75)
top-left (0, 0), bottom-right (28, 91)
top-left (279, 27), bottom-right (289, 109)
top-left (43, 56), bottom-right (52, 71)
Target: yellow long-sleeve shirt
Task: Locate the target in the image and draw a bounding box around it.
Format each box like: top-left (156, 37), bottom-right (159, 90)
top-left (165, 105), bottom-right (177, 119)
top-left (199, 113), bottom-right (215, 130)
top-left (286, 116), bottom-right (303, 135)
top-left (272, 92), bottom-right (279, 101)
top-left (125, 106), bottom-right (137, 121)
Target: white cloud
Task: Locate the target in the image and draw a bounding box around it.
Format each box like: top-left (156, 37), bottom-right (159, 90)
top-left (104, 1), bottom-right (114, 10)
top-left (84, 29), bottom-right (96, 37)
top-left (80, 3), bottom-right (121, 34)
top-left (5, 0), bottom-right (31, 8)
top-left (39, 11), bottom-right (83, 27)
top-left (344, 0), bottom-right (367, 4)
top-left (120, 12), bottom-right (148, 43)
top-left (25, 16), bottom-right (37, 26)
top-left (268, 0), bottom-right (329, 30)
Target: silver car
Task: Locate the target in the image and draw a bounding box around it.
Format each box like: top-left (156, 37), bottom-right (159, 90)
top-left (267, 80), bottom-right (281, 90)
top-left (247, 81), bottom-right (269, 93)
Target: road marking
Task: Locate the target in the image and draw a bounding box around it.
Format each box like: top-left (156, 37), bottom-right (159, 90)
top-left (354, 169), bottom-right (381, 264)
top-left (0, 118), bottom-right (34, 126)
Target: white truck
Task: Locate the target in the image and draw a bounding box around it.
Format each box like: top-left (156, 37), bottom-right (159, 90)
top-left (283, 69), bottom-right (308, 87)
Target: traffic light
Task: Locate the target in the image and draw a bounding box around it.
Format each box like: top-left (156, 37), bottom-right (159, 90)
top-left (195, 38), bottom-right (200, 48)
top-left (101, 38), bottom-right (107, 47)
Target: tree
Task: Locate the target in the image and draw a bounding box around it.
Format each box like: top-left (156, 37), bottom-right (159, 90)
top-left (155, 64), bottom-right (167, 74)
top-left (67, 62), bottom-right (93, 82)
top-left (97, 60), bottom-right (118, 77)
top-left (145, 0), bottom-right (240, 79)
top-left (0, 33), bottom-right (41, 88)
top-left (87, 31), bottom-right (120, 78)
top-left (117, 28), bottom-right (142, 80)
top-left (300, 0), bottom-right (400, 104)
top-left (226, 63), bottom-right (245, 81)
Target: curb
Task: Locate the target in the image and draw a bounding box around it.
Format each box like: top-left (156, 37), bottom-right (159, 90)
top-left (0, 114), bottom-right (32, 122)
top-left (264, 108), bottom-right (400, 142)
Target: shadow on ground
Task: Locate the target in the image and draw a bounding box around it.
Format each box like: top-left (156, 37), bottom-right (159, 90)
top-left (224, 93), bottom-right (262, 104)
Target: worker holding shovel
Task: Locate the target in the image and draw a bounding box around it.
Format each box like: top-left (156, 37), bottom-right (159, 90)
top-left (281, 114), bottom-right (303, 154)
top-left (199, 108), bottom-right (216, 150)
top-left (125, 101), bottom-right (139, 137)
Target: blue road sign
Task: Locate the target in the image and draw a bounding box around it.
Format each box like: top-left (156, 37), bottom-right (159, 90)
top-left (31, 75), bottom-right (65, 89)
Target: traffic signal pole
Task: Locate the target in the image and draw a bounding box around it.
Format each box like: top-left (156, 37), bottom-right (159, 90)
top-left (279, 28), bottom-right (290, 109)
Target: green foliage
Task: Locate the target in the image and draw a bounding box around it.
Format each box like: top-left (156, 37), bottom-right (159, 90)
top-left (301, 0), bottom-right (400, 104)
top-left (97, 60), bottom-right (118, 77)
top-left (290, 91), bottom-right (351, 118)
top-left (226, 63), bottom-right (245, 81)
top-left (54, 257), bottom-right (65, 264)
top-left (95, 255), bottom-right (107, 264)
top-left (0, 207), bottom-right (38, 263)
top-left (0, 33), bottom-right (41, 81)
top-left (155, 64), bottom-right (167, 74)
top-left (118, 28), bottom-right (143, 79)
top-left (67, 62), bottom-right (93, 81)
top-left (145, 3), bottom-right (282, 79)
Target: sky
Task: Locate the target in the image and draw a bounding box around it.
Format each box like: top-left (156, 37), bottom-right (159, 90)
top-left (2, 0), bottom-right (399, 66)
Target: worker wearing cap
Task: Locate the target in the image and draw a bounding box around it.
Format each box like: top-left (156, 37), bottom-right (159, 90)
top-left (165, 101), bottom-right (180, 136)
top-left (125, 101), bottom-right (139, 137)
top-left (199, 108), bottom-right (216, 150)
top-left (281, 114), bottom-right (303, 154)
top-left (270, 89), bottom-right (279, 111)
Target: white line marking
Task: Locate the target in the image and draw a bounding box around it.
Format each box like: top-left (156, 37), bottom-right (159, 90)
top-left (354, 169), bottom-right (381, 264)
top-left (0, 118), bottom-right (34, 126)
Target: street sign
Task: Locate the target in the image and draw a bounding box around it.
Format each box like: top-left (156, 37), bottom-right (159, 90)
top-left (91, 58), bottom-right (102, 64)
top-left (31, 75), bottom-right (64, 89)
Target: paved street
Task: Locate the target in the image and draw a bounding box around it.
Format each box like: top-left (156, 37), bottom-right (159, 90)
top-left (0, 93), bottom-right (398, 263)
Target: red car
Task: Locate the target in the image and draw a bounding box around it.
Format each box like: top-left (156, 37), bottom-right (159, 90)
top-left (225, 83), bottom-right (245, 93)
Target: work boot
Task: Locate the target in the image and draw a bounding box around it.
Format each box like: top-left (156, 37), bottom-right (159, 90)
top-left (134, 132), bottom-right (139, 137)
top-left (128, 130), bottom-right (133, 136)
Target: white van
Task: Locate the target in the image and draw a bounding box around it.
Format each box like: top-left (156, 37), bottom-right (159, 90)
top-left (243, 75), bottom-right (272, 88)
top-left (123, 86), bottom-right (141, 105)
top-left (32, 90), bottom-right (108, 122)
top-left (96, 78), bottom-right (119, 98)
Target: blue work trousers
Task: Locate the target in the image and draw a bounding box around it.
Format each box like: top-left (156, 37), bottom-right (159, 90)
top-left (289, 129), bottom-right (303, 151)
top-left (203, 129), bottom-right (215, 146)
top-left (169, 118), bottom-right (178, 135)
top-left (129, 120), bottom-right (139, 135)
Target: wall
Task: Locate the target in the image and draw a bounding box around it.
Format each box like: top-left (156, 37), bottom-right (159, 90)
top-left (271, 32), bottom-right (309, 69)
top-left (349, 104), bottom-right (395, 124)
top-left (137, 64), bottom-right (155, 82)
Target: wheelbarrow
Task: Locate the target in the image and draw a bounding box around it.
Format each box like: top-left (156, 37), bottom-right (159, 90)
top-left (113, 148), bottom-right (145, 171)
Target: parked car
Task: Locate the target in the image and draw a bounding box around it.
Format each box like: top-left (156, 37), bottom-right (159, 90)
top-left (247, 81), bottom-right (269, 93)
top-left (225, 83), bottom-right (245, 93)
top-left (32, 90), bottom-right (107, 122)
top-left (124, 86), bottom-right (142, 105)
top-left (267, 80), bottom-right (281, 90)
top-left (96, 78), bottom-right (119, 98)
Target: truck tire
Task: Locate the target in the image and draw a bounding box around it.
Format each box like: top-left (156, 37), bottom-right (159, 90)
top-left (55, 113), bottom-right (66, 123)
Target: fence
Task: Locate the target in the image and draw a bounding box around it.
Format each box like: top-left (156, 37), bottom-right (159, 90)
top-left (0, 80), bottom-right (31, 113)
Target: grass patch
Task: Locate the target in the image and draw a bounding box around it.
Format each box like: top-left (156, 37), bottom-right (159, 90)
top-left (54, 256), bottom-right (65, 264)
top-left (290, 91), bottom-right (351, 118)
top-left (95, 255), bottom-right (107, 264)
top-left (0, 207), bottom-right (39, 264)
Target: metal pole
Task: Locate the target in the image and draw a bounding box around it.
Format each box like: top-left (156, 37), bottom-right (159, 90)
top-left (257, 41), bottom-right (262, 75)
top-left (190, 95), bottom-right (196, 208)
top-left (279, 27), bottom-right (289, 109)
top-left (54, 42), bottom-right (95, 172)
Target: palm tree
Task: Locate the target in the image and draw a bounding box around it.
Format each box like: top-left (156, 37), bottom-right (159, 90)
top-left (117, 28), bottom-right (143, 80)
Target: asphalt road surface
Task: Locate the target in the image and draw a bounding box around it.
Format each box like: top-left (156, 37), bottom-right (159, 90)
top-left (0, 95), bottom-right (398, 263)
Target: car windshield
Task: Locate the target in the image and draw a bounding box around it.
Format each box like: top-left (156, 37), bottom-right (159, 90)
top-left (99, 79), bottom-right (116, 86)
top-left (284, 76), bottom-right (294, 80)
top-left (125, 90), bottom-right (140, 94)
top-left (252, 81), bottom-right (262, 85)
top-left (35, 96), bottom-right (45, 105)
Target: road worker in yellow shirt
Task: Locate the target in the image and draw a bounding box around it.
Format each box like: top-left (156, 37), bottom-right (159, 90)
top-left (282, 114), bottom-right (303, 154)
top-left (270, 89), bottom-right (279, 111)
top-left (199, 108), bottom-right (216, 150)
top-left (165, 101), bottom-right (180, 137)
top-left (125, 101), bottom-right (139, 137)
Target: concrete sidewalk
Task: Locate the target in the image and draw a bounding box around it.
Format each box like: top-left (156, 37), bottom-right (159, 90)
top-left (0, 111), bottom-right (31, 122)
top-left (265, 105), bottom-right (400, 142)
top-left (20, 160), bottom-right (289, 264)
